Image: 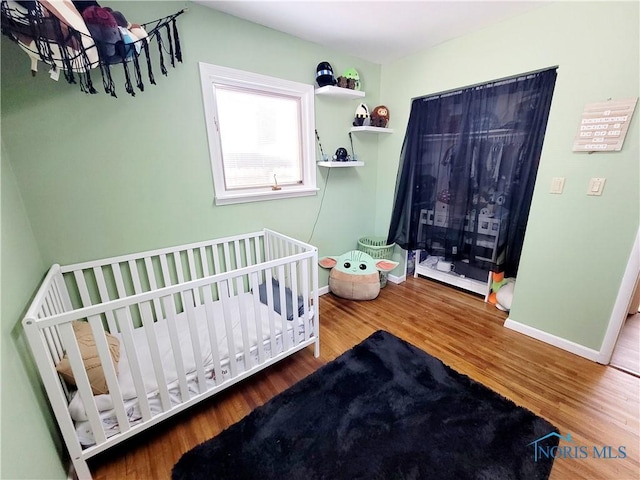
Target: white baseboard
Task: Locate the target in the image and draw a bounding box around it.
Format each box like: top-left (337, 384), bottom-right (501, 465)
top-left (388, 273), bottom-right (406, 284)
top-left (318, 285), bottom-right (330, 296)
top-left (504, 318), bottom-right (601, 363)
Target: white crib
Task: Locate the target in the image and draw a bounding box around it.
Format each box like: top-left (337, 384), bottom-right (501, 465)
top-left (22, 229), bottom-right (319, 479)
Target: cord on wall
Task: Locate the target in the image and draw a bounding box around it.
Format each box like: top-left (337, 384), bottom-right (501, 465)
top-left (307, 167), bottom-right (331, 244)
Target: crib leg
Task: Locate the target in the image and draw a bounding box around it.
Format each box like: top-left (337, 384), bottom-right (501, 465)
top-left (313, 337), bottom-right (320, 358)
top-left (70, 455), bottom-right (92, 480)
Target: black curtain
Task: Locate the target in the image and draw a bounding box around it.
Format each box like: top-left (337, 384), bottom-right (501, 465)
top-left (387, 68), bottom-right (557, 278)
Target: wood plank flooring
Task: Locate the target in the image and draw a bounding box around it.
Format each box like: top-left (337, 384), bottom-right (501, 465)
top-left (611, 313), bottom-right (640, 376)
top-left (91, 277), bottom-right (640, 480)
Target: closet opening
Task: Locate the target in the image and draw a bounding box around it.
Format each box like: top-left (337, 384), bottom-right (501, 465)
top-left (388, 67), bottom-right (557, 303)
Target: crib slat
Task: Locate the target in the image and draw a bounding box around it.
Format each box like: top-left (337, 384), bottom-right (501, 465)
top-left (132, 267), bottom-right (158, 333)
top-left (48, 281), bottom-right (67, 359)
top-left (186, 250), bottom-right (202, 305)
top-left (58, 322), bottom-right (108, 445)
top-left (184, 290), bottom-right (207, 392)
top-left (143, 257), bottom-right (165, 322)
top-left (249, 273), bottom-right (265, 364)
top-left (49, 279), bottom-right (65, 314)
top-left (73, 270), bottom-right (93, 307)
top-left (111, 263), bottom-right (127, 299)
top-left (128, 260), bottom-right (144, 295)
top-left (93, 267), bottom-right (119, 333)
top-left (264, 269), bottom-right (278, 355)
top-left (139, 302), bottom-right (172, 412)
top-left (162, 294), bottom-right (191, 402)
top-left (43, 327), bottom-right (61, 364)
top-left (301, 259), bottom-right (311, 341)
top-left (244, 238), bottom-right (252, 267)
top-left (173, 252), bottom-right (188, 306)
top-left (224, 242), bottom-right (233, 273)
top-left (53, 272), bottom-right (73, 312)
top-left (87, 315), bottom-right (130, 435)
top-left (212, 244), bottom-right (222, 276)
top-left (115, 308), bottom-right (153, 422)
top-left (159, 254), bottom-right (171, 288)
top-left (46, 293), bottom-right (65, 360)
top-left (277, 265), bottom-right (292, 351)
top-left (41, 294), bottom-right (63, 362)
top-left (199, 247), bottom-right (210, 277)
top-left (202, 284), bottom-right (223, 386)
top-left (235, 276), bottom-right (251, 369)
top-left (254, 236), bottom-right (263, 265)
top-left (289, 262), bottom-right (300, 346)
top-left (198, 247), bottom-right (211, 322)
top-left (234, 241), bottom-right (243, 270)
top-left (220, 280), bottom-right (238, 378)
top-left (173, 252), bottom-right (186, 285)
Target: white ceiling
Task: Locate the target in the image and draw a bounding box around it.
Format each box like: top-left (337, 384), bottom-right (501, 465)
top-left (194, 1), bottom-right (546, 64)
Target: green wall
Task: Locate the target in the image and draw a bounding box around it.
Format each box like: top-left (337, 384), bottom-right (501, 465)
top-left (2, 1), bottom-right (638, 478)
top-left (1, 2), bottom-right (380, 477)
top-left (2, 1), bottom-right (381, 270)
top-left (1, 145), bottom-right (66, 479)
top-left (377, 1), bottom-right (639, 350)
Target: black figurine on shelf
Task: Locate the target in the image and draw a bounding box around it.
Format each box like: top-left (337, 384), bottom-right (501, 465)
top-left (332, 147), bottom-right (351, 162)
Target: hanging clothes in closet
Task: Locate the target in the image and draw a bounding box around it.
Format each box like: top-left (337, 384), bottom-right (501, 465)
top-left (387, 68), bottom-right (557, 280)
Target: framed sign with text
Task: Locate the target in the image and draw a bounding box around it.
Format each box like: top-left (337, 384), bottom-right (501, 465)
top-left (573, 97), bottom-right (637, 152)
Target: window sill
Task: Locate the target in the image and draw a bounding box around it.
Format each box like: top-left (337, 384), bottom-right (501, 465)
top-left (215, 187), bottom-right (319, 205)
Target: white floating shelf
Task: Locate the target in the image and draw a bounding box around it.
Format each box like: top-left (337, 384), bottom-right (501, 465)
top-left (315, 85), bottom-right (365, 99)
top-left (350, 126), bottom-right (394, 134)
top-left (317, 161), bottom-right (365, 168)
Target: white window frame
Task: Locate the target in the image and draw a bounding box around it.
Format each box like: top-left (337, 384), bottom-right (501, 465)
top-left (199, 62), bottom-right (317, 205)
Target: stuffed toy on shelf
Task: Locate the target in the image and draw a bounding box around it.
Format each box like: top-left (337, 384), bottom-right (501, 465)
top-left (316, 61), bottom-right (336, 87)
top-left (353, 103), bottom-right (370, 127)
top-left (370, 105), bottom-right (390, 128)
top-left (336, 67), bottom-right (360, 90)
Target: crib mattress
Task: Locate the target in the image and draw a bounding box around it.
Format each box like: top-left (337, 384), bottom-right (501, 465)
top-left (69, 292), bottom-right (314, 447)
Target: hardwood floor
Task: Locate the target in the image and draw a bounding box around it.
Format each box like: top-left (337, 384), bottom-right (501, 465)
top-left (611, 313), bottom-right (640, 376)
top-left (91, 277), bottom-right (640, 480)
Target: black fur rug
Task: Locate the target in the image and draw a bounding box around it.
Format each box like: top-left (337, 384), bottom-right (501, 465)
top-left (173, 331), bottom-right (558, 480)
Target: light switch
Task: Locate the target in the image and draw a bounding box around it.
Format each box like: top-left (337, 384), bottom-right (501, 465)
top-left (587, 177), bottom-right (606, 196)
top-left (550, 177), bottom-right (565, 194)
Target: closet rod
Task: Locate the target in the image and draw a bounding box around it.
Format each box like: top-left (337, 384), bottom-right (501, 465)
top-left (412, 65), bottom-right (559, 102)
top-left (422, 129), bottom-right (527, 140)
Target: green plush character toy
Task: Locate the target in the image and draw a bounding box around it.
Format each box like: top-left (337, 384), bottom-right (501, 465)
top-left (336, 68), bottom-right (361, 90)
top-left (319, 250), bottom-right (397, 300)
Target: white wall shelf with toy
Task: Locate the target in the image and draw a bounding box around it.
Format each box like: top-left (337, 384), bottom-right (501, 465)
top-left (350, 126), bottom-right (394, 134)
top-left (317, 161), bottom-right (365, 168)
top-left (315, 85), bottom-right (365, 99)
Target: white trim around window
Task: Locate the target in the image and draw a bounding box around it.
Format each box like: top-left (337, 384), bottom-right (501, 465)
top-left (199, 62), bottom-right (317, 205)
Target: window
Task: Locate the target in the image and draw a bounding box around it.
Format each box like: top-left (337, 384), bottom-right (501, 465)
top-left (199, 63), bottom-right (317, 205)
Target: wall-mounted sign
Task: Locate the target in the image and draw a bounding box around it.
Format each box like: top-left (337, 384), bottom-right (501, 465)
top-left (573, 97), bottom-right (637, 152)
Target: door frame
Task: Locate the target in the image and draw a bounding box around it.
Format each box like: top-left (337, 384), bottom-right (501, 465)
top-left (598, 227), bottom-right (640, 364)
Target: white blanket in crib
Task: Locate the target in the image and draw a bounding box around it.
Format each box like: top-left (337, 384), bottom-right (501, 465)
top-left (69, 292), bottom-right (308, 422)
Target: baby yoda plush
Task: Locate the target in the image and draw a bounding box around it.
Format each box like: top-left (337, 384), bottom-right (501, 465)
top-left (319, 250), bottom-right (398, 301)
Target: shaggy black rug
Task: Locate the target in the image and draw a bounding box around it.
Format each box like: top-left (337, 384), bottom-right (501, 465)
top-left (173, 330), bottom-right (559, 480)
